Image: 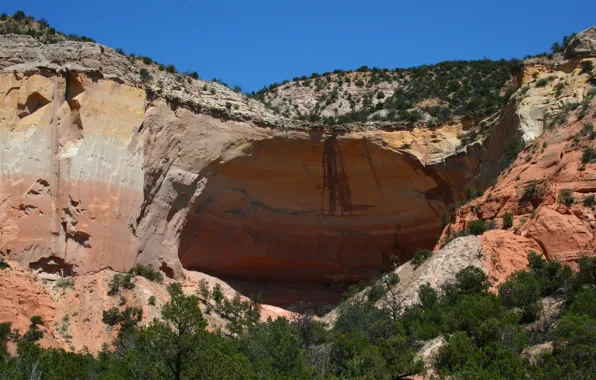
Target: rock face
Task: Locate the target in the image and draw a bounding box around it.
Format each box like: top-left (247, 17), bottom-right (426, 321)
top-left (564, 26), bottom-right (596, 59)
top-left (1, 27), bottom-right (595, 306)
top-left (438, 61), bottom-right (596, 272)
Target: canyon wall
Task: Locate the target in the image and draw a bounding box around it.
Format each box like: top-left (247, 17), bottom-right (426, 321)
top-left (1, 29), bottom-right (594, 305)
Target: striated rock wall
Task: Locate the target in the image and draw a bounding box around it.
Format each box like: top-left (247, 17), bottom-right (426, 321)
top-left (0, 70), bottom-right (145, 274)
top-left (438, 61), bottom-right (596, 279)
top-left (1, 27), bottom-right (594, 306)
top-left (0, 65), bottom-right (499, 305)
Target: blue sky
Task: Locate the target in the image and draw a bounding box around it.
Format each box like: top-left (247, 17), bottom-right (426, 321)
top-left (5, 0), bottom-right (595, 92)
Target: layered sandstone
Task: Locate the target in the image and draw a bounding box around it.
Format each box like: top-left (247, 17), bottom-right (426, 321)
top-left (438, 59), bottom-right (596, 281)
top-left (1, 26), bottom-right (595, 308)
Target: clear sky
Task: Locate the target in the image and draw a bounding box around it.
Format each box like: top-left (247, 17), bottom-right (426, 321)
top-left (5, 0), bottom-right (595, 92)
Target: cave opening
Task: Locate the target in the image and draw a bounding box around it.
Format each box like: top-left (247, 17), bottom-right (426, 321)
top-left (178, 134), bottom-right (456, 308)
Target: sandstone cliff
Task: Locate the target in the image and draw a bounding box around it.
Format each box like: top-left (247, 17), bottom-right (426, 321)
top-left (1, 25), bottom-right (595, 312)
top-left (0, 33), bottom-right (515, 307)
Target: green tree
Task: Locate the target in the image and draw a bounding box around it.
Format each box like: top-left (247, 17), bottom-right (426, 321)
top-left (499, 271), bottom-right (542, 322)
top-left (240, 317), bottom-right (310, 378)
top-left (503, 212), bottom-right (514, 229)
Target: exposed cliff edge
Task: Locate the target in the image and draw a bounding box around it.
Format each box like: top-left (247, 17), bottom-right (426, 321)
top-left (1, 26), bottom-right (595, 307)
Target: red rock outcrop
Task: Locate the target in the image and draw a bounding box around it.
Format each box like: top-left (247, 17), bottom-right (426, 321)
top-left (438, 59), bottom-right (596, 283)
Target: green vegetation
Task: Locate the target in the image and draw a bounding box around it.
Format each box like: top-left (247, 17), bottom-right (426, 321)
top-left (256, 59), bottom-right (520, 125)
top-left (1, 254), bottom-right (593, 378)
top-left (411, 248), bottom-right (433, 267)
top-left (583, 194), bottom-right (595, 208)
top-left (0, 258), bottom-right (9, 270)
top-left (128, 264), bottom-right (164, 283)
top-left (523, 183), bottom-right (538, 201)
top-left (503, 212), bottom-right (514, 229)
top-left (139, 68), bottom-right (152, 83)
top-left (108, 264), bottom-right (164, 295)
top-left (0, 10), bottom-right (95, 43)
top-left (582, 147), bottom-right (596, 164)
top-left (467, 219), bottom-right (487, 235)
top-left (581, 60), bottom-right (594, 75)
top-left (558, 189), bottom-right (574, 207)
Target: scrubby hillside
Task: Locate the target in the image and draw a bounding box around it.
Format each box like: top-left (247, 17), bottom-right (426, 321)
top-left (255, 60), bottom-right (519, 125)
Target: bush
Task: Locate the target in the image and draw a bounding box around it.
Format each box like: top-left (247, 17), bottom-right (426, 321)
top-left (536, 78), bottom-right (548, 87)
top-left (455, 266), bottom-right (489, 295)
top-left (139, 68), bottom-right (151, 83)
top-left (467, 220), bottom-right (487, 235)
top-left (148, 296), bottom-right (156, 306)
top-left (558, 189), bottom-right (574, 207)
top-left (165, 64), bottom-right (177, 74)
top-left (522, 183), bottom-right (538, 200)
top-left (411, 249), bottom-right (432, 267)
top-left (583, 194), bottom-right (595, 207)
top-left (581, 60), bottom-right (594, 74)
top-left (503, 136), bottom-right (522, 166)
top-left (128, 264), bottom-right (163, 283)
top-left (30, 316), bottom-right (44, 326)
top-left (499, 271), bottom-right (542, 322)
top-left (0, 259), bottom-right (9, 270)
top-left (502, 212), bottom-right (514, 229)
top-left (582, 147), bottom-right (595, 164)
top-left (108, 273), bottom-right (135, 296)
top-left (367, 282), bottom-right (386, 302)
top-left (55, 278), bottom-right (74, 289)
top-left (13, 10), bottom-right (26, 21)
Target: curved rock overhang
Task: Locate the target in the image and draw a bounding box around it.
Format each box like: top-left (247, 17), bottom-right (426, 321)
top-left (178, 134), bottom-right (455, 282)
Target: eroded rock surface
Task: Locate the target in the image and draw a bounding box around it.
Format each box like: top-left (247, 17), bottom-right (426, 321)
top-left (1, 30), bottom-right (595, 306)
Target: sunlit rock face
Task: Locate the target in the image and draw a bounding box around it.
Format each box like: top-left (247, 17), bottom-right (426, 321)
top-left (0, 70), bottom-right (505, 306)
top-left (0, 34), bottom-right (522, 306)
top-left (0, 71), bottom-right (145, 275)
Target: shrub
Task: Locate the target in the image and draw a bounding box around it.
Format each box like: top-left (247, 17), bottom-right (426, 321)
top-left (522, 183), bottom-right (537, 200)
top-left (37, 18), bottom-right (49, 28)
top-left (455, 266), bottom-right (489, 295)
top-left (581, 60), bottom-right (594, 74)
top-left (0, 259), bottom-right (9, 270)
top-left (536, 78), bottom-right (548, 87)
top-left (467, 220), bottom-right (487, 235)
top-left (499, 271), bottom-right (542, 322)
top-left (139, 68), bottom-right (152, 83)
top-left (108, 273), bottom-right (135, 296)
top-left (503, 136), bottom-right (522, 166)
top-left (141, 56), bottom-right (152, 65)
top-left (367, 282), bottom-right (386, 302)
top-left (55, 278), bottom-right (74, 289)
top-left (165, 64), bottom-right (177, 74)
top-left (212, 283), bottom-right (224, 305)
top-left (148, 296), bottom-right (156, 306)
top-left (582, 147), bottom-right (595, 164)
top-left (583, 194), bottom-right (595, 207)
top-left (102, 307), bottom-right (122, 325)
top-left (188, 71), bottom-right (199, 79)
top-left (411, 249), bottom-right (432, 267)
top-left (558, 189), bottom-right (574, 207)
top-left (30, 316), bottom-right (44, 326)
top-left (502, 212), bottom-right (514, 229)
top-left (128, 264), bottom-right (163, 283)
top-left (13, 10), bottom-right (26, 21)
top-left (385, 272), bottom-right (400, 287)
